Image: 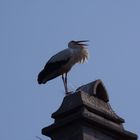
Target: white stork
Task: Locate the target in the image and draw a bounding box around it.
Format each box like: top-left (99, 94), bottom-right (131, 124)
top-left (37, 40), bottom-right (89, 94)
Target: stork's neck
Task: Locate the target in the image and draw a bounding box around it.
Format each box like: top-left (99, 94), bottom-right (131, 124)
top-left (70, 47), bottom-right (89, 63)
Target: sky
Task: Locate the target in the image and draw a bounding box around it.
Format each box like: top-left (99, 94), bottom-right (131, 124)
top-left (0, 0), bottom-right (140, 140)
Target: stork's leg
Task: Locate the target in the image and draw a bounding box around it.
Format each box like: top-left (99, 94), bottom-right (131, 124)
top-left (64, 73), bottom-right (68, 94)
top-left (62, 74), bottom-right (68, 94)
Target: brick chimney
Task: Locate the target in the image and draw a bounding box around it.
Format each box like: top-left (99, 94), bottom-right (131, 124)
top-left (42, 80), bottom-right (138, 140)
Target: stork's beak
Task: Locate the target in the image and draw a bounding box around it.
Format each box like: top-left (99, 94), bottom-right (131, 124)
top-left (76, 40), bottom-right (89, 46)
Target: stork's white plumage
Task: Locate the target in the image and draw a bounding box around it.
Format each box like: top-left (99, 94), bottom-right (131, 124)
top-left (37, 40), bottom-right (89, 94)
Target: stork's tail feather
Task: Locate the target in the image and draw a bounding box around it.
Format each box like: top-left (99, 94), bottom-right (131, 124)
top-left (37, 69), bottom-right (47, 84)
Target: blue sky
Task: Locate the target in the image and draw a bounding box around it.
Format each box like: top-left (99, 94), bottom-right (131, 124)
top-left (0, 0), bottom-right (140, 140)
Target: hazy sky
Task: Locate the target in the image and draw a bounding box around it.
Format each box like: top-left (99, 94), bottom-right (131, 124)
top-left (0, 0), bottom-right (140, 140)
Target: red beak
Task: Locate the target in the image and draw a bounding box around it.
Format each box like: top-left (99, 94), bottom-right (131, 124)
top-left (76, 40), bottom-right (89, 46)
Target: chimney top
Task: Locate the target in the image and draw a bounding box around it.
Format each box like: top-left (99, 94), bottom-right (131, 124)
top-left (76, 79), bottom-right (109, 102)
top-left (42, 79), bottom-right (138, 140)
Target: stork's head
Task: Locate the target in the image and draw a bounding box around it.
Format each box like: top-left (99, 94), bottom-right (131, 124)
top-left (68, 40), bottom-right (89, 49)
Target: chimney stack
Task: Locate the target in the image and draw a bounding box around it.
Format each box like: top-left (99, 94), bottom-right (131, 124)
top-left (42, 80), bottom-right (138, 140)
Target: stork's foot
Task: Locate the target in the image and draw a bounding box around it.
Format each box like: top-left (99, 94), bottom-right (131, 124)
top-left (65, 91), bottom-right (73, 96)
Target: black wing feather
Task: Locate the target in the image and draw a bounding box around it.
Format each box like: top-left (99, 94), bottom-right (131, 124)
top-left (37, 57), bottom-right (70, 84)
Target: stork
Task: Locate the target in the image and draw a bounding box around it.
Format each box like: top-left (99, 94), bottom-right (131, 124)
top-left (37, 40), bottom-right (89, 94)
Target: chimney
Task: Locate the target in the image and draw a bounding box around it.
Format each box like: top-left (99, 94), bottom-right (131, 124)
top-left (42, 80), bottom-right (138, 140)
